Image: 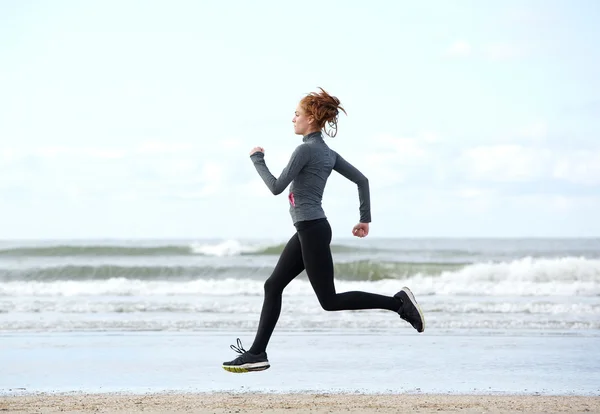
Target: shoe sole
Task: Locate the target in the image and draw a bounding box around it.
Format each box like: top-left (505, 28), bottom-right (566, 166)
top-left (222, 362), bottom-right (270, 373)
top-left (401, 286), bottom-right (425, 333)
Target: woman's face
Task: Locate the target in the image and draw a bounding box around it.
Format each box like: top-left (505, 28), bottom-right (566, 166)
top-left (292, 105), bottom-right (314, 136)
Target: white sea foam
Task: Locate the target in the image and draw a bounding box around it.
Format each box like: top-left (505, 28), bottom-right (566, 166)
top-left (2, 297), bottom-right (598, 316)
top-left (410, 256), bottom-right (600, 296)
top-left (189, 240), bottom-right (262, 256)
top-left (1, 256), bottom-right (599, 298)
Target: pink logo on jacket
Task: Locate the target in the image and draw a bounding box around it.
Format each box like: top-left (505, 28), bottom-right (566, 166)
top-left (288, 192), bottom-right (296, 207)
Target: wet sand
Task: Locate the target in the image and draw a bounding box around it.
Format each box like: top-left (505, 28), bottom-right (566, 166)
top-left (2, 393), bottom-right (599, 413)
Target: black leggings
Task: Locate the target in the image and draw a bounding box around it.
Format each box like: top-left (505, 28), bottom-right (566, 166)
top-left (248, 218), bottom-right (400, 355)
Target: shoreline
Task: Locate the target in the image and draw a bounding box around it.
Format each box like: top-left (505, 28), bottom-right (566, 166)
top-left (3, 388), bottom-right (599, 397)
top-left (2, 332), bottom-right (599, 397)
top-left (2, 392), bottom-right (599, 413)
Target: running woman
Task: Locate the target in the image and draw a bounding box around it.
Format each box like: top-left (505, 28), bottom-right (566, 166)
top-left (222, 88), bottom-right (425, 373)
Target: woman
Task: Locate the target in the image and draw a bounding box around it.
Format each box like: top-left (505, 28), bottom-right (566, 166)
top-left (222, 88), bottom-right (424, 373)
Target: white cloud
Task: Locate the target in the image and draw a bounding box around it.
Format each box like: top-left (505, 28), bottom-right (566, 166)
top-left (220, 138), bottom-right (243, 150)
top-left (32, 146), bottom-right (127, 159)
top-left (456, 187), bottom-right (496, 199)
top-left (0, 142), bottom-right (241, 202)
top-left (32, 146), bottom-right (69, 158)
top-left (364, 152), bottom-right (405, 186)
top-left (0, 148), bottom-right (15, 159)
top-left (420, 131), bottom-right (441, 143)
top-left (91, 149), bottom-right (125, 159)
top-left (553, 150), bottom-right (600, 186)
top-left (136, 141), bottom-right (195, 154)
top-left (241, 178), bottom-right (270, 196)
top-left (372, 134), bottom-right (430, 161)
top-left (444, 41), bottom-right (472, 58)
top-left (166, 187), bottom-right (218, 199)
top-left (3, 130), bottom-right (598, 239)
top-left (454, 187), bottom-right (498, 213)
top-left (459, 145), bottom-right (550, 182)
top-left (517, 121), bottom-right (548, 141)
top-left (200, 161), bottom-right (224, 181)
top-left (459, 144), bottom-right (600, 187)
top-left (150, 159), bottom-right (199, 180)
top-left (484, 42), bottom-right (526, 61)
top-left (506, 193), bottom-right (600, 215)
top-left (356, 133), bottom-right (436, 189)
top-left (2, 142), bottom-right (199, 161)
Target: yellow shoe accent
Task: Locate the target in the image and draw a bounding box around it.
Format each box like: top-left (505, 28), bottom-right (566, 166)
top-left (222, 365), bottom-right (249, 373)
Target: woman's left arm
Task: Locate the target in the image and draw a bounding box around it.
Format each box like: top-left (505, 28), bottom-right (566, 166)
top-left (250, 144), bottom-right (310, 195)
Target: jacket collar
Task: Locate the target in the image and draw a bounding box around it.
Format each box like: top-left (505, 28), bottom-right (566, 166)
top-left (302, 131), bottom-right (323, 143)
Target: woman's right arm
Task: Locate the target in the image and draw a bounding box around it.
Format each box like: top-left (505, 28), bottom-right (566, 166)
top-left (250, 144), bottom-right (311, 195)
top-left (333, 152), bottom-right (371, 224)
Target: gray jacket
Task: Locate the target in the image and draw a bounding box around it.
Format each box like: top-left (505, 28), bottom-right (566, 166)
top-left (250, 131), bottom-right (371, 224)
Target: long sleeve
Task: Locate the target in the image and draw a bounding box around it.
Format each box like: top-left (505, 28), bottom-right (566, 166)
top-left (250, 144), bottom-right (311, 195)
top-left (333, 152), bottom-right (371, 223)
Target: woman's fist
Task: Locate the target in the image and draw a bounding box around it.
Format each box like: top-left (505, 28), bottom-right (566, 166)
top-left (352, 222), bottom-right (369, 238)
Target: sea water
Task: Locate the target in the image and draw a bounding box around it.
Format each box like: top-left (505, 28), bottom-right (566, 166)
top-left (1, 238), bottom-right (599, 395)
top-left (1, 238), bottom-right (599, 333)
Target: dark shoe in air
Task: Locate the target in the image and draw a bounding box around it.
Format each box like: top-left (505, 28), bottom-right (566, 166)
top-left (222, 338), bottom-right (270, 373)
top-left (394, 287), bottom-right (425, 333)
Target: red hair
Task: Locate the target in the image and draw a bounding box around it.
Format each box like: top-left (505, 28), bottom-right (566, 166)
top-left (299, 87), bottom-right (347, 137)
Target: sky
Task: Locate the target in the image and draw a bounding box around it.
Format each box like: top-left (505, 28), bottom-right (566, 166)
top-left (1, 0), bottom-right (599, 239)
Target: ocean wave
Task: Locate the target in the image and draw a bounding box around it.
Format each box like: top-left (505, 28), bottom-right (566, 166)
top-left (0, 264), bottom-right (263, 282)
top-left (2, 299), bottom-right (598, 316)
top-left (0, 261), bottom-right (466, 282)
top-left (1, 257), bottom-right (599, 297)
top-left (0, 245), bottom-right (193, 257)
top-left (3, 256), bottom-right (600, 286)
top-left (248, 243), bottom-right (366, 255)
top-left (0, 240), bottom-right (366, 257)
top-left (1, 318), bottom-right (598, 332)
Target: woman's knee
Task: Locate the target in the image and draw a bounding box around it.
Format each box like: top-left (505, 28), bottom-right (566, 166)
top-left (318, 296), bottom-right (338, 311)
top-left (264, 277), bottom-right (282, 296)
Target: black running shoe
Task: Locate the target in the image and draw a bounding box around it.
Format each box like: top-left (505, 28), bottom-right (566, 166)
top-left (222, 338), bottom-right (270, 373)
top-left (394, 287), bottom-right (425, 333)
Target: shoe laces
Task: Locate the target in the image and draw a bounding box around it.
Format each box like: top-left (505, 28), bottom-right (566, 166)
top-left (230, 338), bottom-right (247, 355)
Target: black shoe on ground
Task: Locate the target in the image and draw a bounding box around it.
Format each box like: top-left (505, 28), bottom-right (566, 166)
top-left (222, 338), bottom-right (270, 373)
top-left (394, 287), bottom-right (425, 333)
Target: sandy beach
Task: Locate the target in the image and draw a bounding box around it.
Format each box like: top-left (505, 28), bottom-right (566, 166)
top-left (2, 392), bottom-right (600, 413)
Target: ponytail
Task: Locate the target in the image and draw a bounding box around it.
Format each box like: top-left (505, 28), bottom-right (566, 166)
top-left (299, 87), bottom-right (347, 137)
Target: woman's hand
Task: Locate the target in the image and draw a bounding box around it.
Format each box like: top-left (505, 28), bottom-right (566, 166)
top-left (250, 147), bottom-right (265, 156)
top-left (352, 222), bottom-right (369, 238)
